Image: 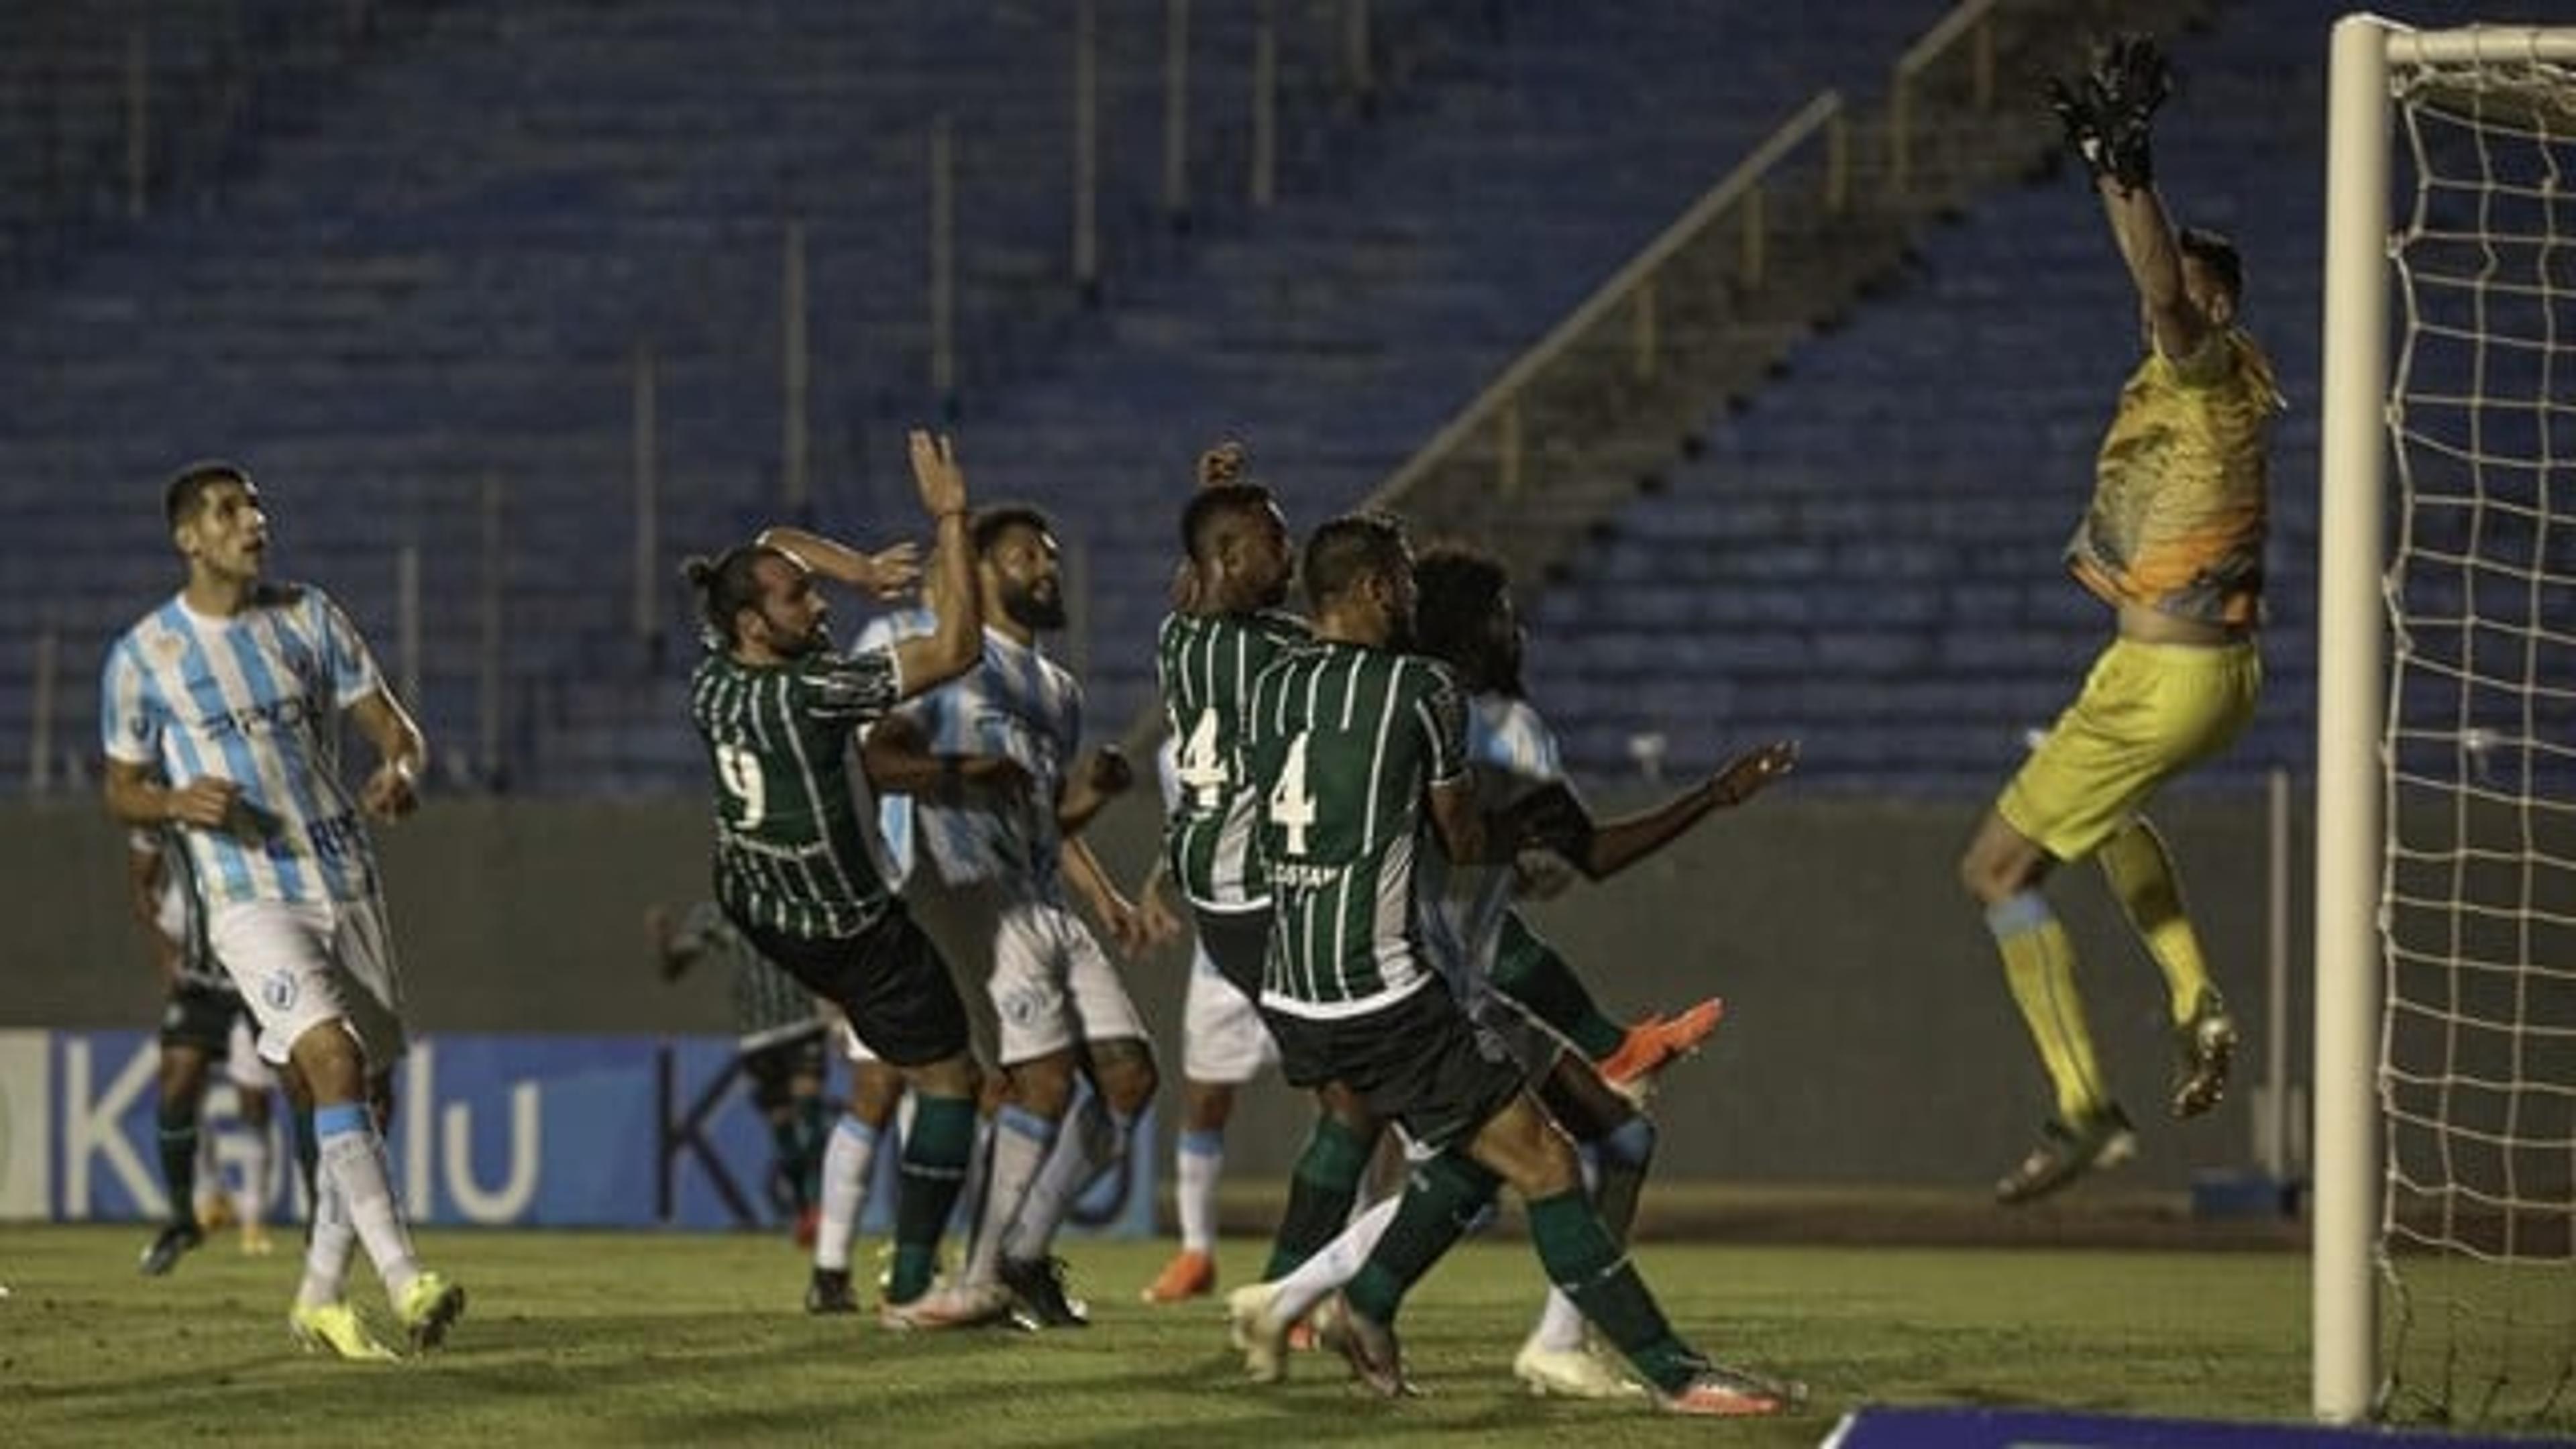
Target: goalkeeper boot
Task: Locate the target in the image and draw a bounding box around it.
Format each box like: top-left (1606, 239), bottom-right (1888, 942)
top-left (1597, 998), bottom-right (1726, 1105)
top-left (2168, 988), bottom-right (2238, 1120)
top-left (288, 1301), bottom-right (399, 1362)
top-left (138, 1221), bottom-right (203, 1277)
top-left (1994, 1104), bottom-right (2137, 1205)
top-left (396, 1270), bottom-right (468, 1352)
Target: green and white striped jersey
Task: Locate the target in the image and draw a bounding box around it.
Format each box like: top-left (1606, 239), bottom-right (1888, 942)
top-left (1157, 608), bottom-right (1309, 910)
top-left (1243, 638), bottom-right (1468, 1018)
top-left (688, 645), bottom-right (902, 940)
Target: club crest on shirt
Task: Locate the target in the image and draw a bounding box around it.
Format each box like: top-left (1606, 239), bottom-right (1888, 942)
top-left (261, 971), bottom-right (299, 1014)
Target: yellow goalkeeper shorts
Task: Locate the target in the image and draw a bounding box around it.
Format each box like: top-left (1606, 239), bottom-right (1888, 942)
top-left (1998, 637), bottom-right (2261, 863)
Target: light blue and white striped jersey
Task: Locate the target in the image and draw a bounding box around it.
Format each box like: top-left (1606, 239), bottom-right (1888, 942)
top-left (101, 586), bottom-right (385, 907)
top-left (853, 606), bottom-right (1082, 903)
top-left (1418, 693), bottom-right (1570, 992)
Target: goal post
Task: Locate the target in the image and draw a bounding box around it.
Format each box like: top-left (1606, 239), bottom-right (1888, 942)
top-left (2317, 13), bottom-right (2576, 1428)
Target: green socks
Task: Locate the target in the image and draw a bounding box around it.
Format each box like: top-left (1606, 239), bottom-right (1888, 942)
top-left (1491, 917), bottom-right (1627, 1062)
top-left (1527, 1187), bottom-right (1703, 1395)
top-left (890, 1093), bottom-right (977, 1302)
top-left (1262, 1113), bottom-right (1375, 1280)
top-left (1344, 1152), bottom-right (1500, 1324)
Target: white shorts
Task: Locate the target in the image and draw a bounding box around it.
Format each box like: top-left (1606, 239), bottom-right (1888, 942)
top-left (209, 896), bottom-right (407, 1072)
top-left (899, 875), bottom-right (1148, 1067)
top-left (1181, 943), bottom-right (1277, 1085)
top-left (223, 1014), bottom-right (278, 1093)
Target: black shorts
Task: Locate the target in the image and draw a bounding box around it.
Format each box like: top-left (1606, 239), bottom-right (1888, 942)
top-left (1191, 904), bottom-right (1273, 1001)
top-left (735, 907), bottom-right (969, 1069)
top-left (158, 983), bottom-right (241, 1055)
top-left (740, 1030), bottom-right (828, 1112)
top-left (1265, 980), bottom-right (1524, 1154)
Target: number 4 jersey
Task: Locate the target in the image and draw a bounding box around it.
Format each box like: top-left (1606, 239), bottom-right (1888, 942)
top-left (1156, 608), bottom-right (1310, 913)
top-left (1242, 637), bottom-right (1468, 1018)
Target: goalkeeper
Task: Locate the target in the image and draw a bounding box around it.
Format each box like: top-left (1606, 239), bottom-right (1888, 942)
top-left (1957, 33), bottom-right (2284, 1205)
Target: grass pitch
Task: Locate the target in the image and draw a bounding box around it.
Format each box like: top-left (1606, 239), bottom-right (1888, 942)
top-left (1, 1226), bottom-right (2329, 1446)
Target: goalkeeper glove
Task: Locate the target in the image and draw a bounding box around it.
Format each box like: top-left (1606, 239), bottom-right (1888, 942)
top-left (2047, 32), bottom-right (2171, 192)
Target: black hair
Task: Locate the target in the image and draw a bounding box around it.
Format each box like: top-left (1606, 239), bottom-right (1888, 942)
top-left (1180, 483), bottom-right (1280, 565)
top-left (971, 503), bottom-right (1053, 557)
top-left (164, 459), bottom-right (252, 531)
top-left (1301, 512), bottom-right (1411, 614)
top-left (2178, 226), bottom-right (2243, 305)
top-left (1413, 543), bottom-right (1514, 693)
top-left (682, 543), bottom-right (788, 648)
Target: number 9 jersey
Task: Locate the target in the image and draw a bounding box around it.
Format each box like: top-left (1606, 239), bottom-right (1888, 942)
top-left (690, 644), bottom-right (902, 940)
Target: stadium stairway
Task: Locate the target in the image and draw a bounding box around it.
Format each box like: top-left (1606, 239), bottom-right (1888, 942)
top-left (1517, 0), bottom-right (2503, 793)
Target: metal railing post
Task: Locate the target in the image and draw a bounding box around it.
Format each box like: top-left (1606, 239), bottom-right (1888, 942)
top-left (397, 540), bottom-right (421, 712)
top-left (782, 219), bottom-right (810, 515)
top-left (632, 343), bottom-right (661, 657)
top-left (1342, 0), bottom-right (1374, 107)
top-left (1162, 0), bottom-right (1192, 226)
top-left (478, 474), bottom-right (505, 788)
top-left (1250, 0), bottom-right (1277, 209)
top-left (1631, 278), bottom-right (1659, 384)
top-left (124, 26), bottom-right (149, 219)
top-left (929, 117), bottom-right (957, 407)
top-left (26, 621), bottom-right (59, 794)
top-left (1073, 0), bottom-right (1101, 297)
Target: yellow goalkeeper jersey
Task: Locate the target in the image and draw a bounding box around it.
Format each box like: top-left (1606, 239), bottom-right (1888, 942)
top-left (2065, 327), bottom-right (2284, 629)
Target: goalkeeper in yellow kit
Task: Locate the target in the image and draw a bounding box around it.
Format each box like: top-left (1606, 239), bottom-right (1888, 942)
top-left (1958, 34), bottom-right (2285, 1205)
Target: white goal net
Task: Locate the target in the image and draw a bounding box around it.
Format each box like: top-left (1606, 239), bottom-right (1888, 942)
top-left (2372, 23), bottom-right (2576, 1430)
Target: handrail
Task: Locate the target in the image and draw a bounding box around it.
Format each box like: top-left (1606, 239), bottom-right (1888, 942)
top-left (1366, 87), bottom-right (1846, 512)
top-left (1896, 0), bottom-right (2004, 80)
top-left (1890, 0), bottom-right (2006, 192)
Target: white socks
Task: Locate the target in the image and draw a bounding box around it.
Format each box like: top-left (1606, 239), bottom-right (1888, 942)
top-left (1175, 1129), bottom-right (1224, 1255)
top-left (814, 1116), bottom-right (881, 1273)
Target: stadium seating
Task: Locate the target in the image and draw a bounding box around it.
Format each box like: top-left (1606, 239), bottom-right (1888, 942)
top-left (1521, 0), bottom-right (2500, 792)
top-left (5, 1), bottom-right (2506, 796)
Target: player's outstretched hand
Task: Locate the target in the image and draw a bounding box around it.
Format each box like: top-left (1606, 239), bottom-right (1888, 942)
top-left (908, 430), bottom-right (967, 519)
top-left (862, 541), bottom-right (922, 600)
top-left (2047, 32), bottom-right (2168, 191)
top-left (1197, 439), bottom-right (1248, 490)
top-left (1707, 739), bottom-right (1798, 808)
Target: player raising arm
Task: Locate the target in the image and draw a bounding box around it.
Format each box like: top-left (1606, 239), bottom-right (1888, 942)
top-left (1962, 34), bottom-right (2281, 1204)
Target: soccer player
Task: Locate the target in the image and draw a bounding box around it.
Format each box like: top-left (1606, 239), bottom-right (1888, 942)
top-left (1229, 543), bottom-right (1798, 1399)
top-left (649, 900), bottom-right (833, 1244)
top-left (130, 818), bottom-right (279, 1272)
top-left (101, 460), bottom-right (462, 1360)
top-left (1161, 445), bottom-right (1725, 1302)
top-left (684, 429), bottom-right (1004, 1329)
top-left (1234, 513), bottom-right (1799, 1416)
top-left (1964, 34), bottom-right (2277, 1203)
top-left (1135, 739), bottom-right (1276, 1305)
top-left (851, 503), bottom-right (1157, 1330)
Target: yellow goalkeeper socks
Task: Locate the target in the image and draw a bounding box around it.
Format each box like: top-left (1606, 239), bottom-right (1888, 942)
top-left (2096, 816), bottom-right (2214, 1023)
top-left (1986, 891), bottom-right (2108, 1122)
